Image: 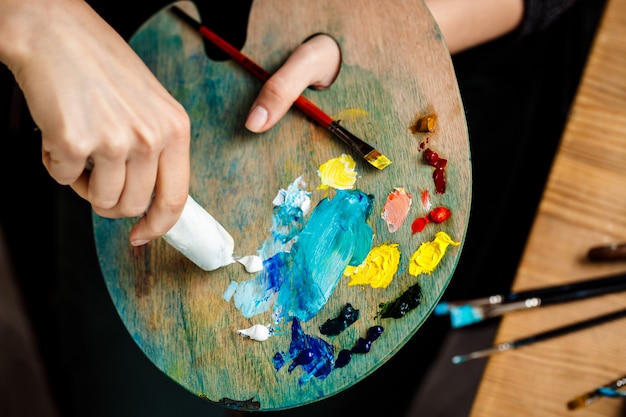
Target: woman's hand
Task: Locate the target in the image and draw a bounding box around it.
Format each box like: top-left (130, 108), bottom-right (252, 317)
top-left (245, 33), bottom-right (341, 133)
top-left (0, 0), bottom-right (190, 246)
top-left (0, 0), bottom-right (341, 247)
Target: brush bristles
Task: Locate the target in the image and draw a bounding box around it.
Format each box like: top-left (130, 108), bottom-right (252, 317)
top-left (365, 150), bottom-right (392, 170)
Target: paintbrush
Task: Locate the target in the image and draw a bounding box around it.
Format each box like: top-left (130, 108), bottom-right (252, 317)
top-left (567, 374), bottom-right (626, 410)
top-left (587, 242), bottom-right (626, 262)
top-left (451, 307), bottom-right (626, 364)
top-left (169, 5), bottom-right (391, 170)
top-left (435, 272), bottom-right (626, 328)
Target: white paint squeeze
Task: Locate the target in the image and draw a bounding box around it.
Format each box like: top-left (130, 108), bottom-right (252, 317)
top-left (162, 195), bottom-right (235, 271)
top-left (237, 324), bottom-right (271, 341)
top-left (237, 255), bottom-right (264, 273)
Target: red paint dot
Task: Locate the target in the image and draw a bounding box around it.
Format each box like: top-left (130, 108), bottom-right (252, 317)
top-left (423, 148), bottom-right (447, 194)
top-left (411, 217), bottom-right (430, 234)
top-left (429, 207), bottom-right (451, 223)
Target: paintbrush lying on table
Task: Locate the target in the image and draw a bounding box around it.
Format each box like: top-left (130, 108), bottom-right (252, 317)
top-left (435, 271), bottom-right (626, 328)
top-left (452, 306), bottom-right (626, 364)
top-left (567, 374), bottom-right (626, 410)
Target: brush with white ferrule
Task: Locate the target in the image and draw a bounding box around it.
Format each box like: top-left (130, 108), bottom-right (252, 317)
top-left (162, 195), bottom-right (235, 271)
top-left (443, 272), bottom-right (626, 328)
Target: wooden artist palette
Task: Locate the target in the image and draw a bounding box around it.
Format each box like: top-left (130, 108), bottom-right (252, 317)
top-left (93, 0), bottom-right (470, 411)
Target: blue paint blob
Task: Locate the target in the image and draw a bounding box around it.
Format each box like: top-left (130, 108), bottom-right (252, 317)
top-left (227, 187), bottom-right (375, 323)
top-left (272, 352), bottom-right (286, 371)
top-left (275, 190), bottom-right (374, 322)
top-left (288, 349), bottom-right (315, 373)
top-left (273, 318), bottom-right (335, 385)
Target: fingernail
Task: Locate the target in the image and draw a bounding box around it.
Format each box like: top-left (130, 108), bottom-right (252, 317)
top-left (131, 239), bottom-right (150, 247)
top-left (245, 105), bottom-right (268, 132)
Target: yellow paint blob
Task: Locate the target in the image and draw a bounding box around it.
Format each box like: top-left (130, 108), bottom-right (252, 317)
top-left (317, 154), bottom-right (358, 190)
top-left (344, 243), bottom-right (401, 289)
top-left (409, 231), bottom-right (460, 276)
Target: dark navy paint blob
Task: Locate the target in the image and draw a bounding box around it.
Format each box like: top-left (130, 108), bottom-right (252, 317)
top-left (377, 282), bottom-right (423, 319)
top-left (319, 303), bottom-right (360, 336)
top-left (351, 325), bottom-right (384, 353)
top-left (333, 325), bottom-right (384, 369)
top-left (335, 349), bottom-right (353, 369)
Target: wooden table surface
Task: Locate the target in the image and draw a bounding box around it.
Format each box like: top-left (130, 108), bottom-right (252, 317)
top-left (469, 0), bottom-right (626, 415)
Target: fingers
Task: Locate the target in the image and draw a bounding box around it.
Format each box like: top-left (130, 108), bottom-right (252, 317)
top-left (129, 109), bottom-right (191, 246)
top-left (87, 153), bottom-right (129, 210)
top-left (245, 34), bottom-right (342, 133)
top-left (11, 0), bottom-right (192, 246)
top-left (41, 137), bottom-right (90, 186)
top-left (73, 106), bottom-right (191, 246)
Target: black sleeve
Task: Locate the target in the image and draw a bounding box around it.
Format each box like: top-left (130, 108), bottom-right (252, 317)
top-left (518, 0), bottom-right (589, 37)
top-left (86, 1), bottom-right (252, 59)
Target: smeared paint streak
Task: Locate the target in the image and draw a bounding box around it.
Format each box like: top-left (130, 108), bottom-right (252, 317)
top-left (268, 176), bottom-right (312, 251)
top-left (344, 243), bottom-right (401, 289)
top-left (272, 175), bottom-right (311, 216)
top-left (317, 154), bottom-right (358, 190)
top-left (424, 148), bottom-right (447, 194)
top-left (409, 231), bottom-right (460, 276)
top-left (420, 189), bottom-right (432, 210)
top-left (273, 318), bottom-right (334, 385)
top-left (319, 303), bottom-right (360, 336)
top-left (333, 108), bottom-right (369, 121)
top-left (411, 206), bottom-right (452, 234)
top-left (222, 177), bottom-right (310, 317)
top-left (377, 282), bottom-right (422, 319)
top-left (334, 325), bottom-right (384, 368)
top-left (381, 187), bottom-right (412, 233)
top-left (226, 188), bottom-right (374, 323)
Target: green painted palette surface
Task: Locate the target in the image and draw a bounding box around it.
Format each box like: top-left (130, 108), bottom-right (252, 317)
top-left (93, 0), bottom-right (470, 411)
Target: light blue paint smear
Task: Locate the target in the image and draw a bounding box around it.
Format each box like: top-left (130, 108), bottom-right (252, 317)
top-left (226, 183), bottom-right (374, 323)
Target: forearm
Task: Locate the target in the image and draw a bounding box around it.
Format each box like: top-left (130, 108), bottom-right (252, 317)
top-left (0, 0), bottom-right (103, 77)
top-left (0, 0), bottom-right (39, 70)
top-left (424, 0), bottom-right (525, 54)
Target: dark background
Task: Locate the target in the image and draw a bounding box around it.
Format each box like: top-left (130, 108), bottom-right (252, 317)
top-left (0, 0), bottom-right (607, 415)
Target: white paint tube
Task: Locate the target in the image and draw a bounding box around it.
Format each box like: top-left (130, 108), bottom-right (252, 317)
top-left (162, 195), bottom-right (235, 271)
